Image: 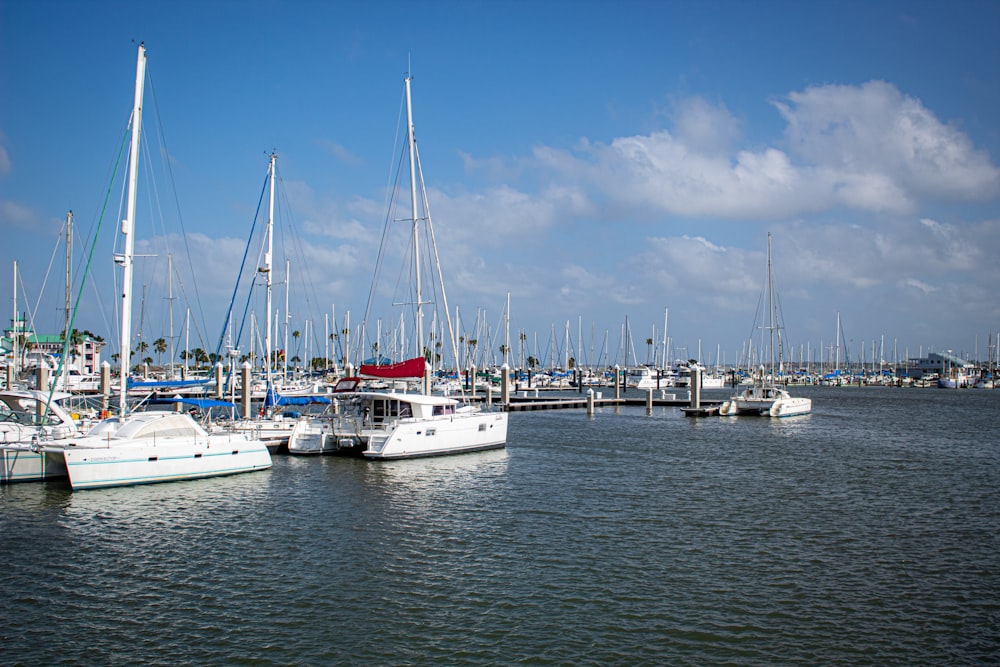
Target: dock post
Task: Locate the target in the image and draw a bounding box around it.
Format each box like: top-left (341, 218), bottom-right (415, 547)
top-left (500, 363), bottom-right (510, 406)
top-left (470, 364), bottom-right (477, 399)
top-left (646, 388), bottom-right (653, 415)
top-left (614, 365), bottom-right (621, 400)
top-left (99, 361), bottom-right (111, 415)
top-left (36, 365), bottom-right (49, 396)
top-left (587, 388), bottom-right (595, 416)
top-left (215, 362), bottom-right (224, 400)
top-left (691, 364), bottom-right (702, 409)
top-left (36, 366), bottom-right (49, 420)
top-left (241, 362), bottom-right (252, 419)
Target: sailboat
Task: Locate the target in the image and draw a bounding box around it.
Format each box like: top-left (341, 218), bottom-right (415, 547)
top-left (719, 233), bottom-right (812, 417)
top-left (47, 44), bottom-right (272, 489)
top-left (288, 73), bottom-right (508, 459)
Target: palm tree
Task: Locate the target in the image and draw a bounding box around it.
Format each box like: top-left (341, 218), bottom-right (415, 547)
top-left (153, 337), bottom-right (167, 366)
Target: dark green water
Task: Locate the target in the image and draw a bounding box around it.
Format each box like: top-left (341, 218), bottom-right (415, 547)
top-left (2, 386), bottom-right (997, 665)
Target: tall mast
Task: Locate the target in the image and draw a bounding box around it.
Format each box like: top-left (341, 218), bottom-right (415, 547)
top-left (64, 211), bottom-right (72, 341)
top-left (504, 291), bottom-right (510, 368)
top-left (284, 258), bottom-right (290, 382)
top-left (12, 261), bottom-right (18, 378)
top-left (765, 232), bottom-right (778, 375)
top-left (405, 75), bottom-right (423, 362)
top-left (117, 43), bottom-right (147, 415)
top-left (262, 152), bottom-right (276, 384)
top-left (167, 253), bottom-right (175, 378)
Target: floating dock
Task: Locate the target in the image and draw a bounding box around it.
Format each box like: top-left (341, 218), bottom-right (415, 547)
top-left (505, 393), bottom-right (723, 412)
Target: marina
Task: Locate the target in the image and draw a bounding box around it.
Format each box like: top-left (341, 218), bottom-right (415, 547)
top-left (2, 385), bottom-right (997, 664)
top-left (1, 7), bottom-right (998, 664)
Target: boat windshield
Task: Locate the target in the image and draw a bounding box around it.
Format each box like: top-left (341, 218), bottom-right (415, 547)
top-left (115, 414), bottom-right (204, 440)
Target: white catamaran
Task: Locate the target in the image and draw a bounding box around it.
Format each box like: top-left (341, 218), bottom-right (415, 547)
top-left (48, 44), bottom-right (271, 489)
top-left (720, 233), bottom-right (812, 417)
top-left (288, 73), bottom-right (508, 459)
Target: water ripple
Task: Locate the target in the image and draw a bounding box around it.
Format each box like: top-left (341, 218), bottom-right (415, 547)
top-left (1, 387), bottom-right (998, 665)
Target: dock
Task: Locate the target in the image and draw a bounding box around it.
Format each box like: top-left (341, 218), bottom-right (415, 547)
top-left (504, 393), bottom-right (723, 412)
top-left (506, 396), bottom-right (624, 411)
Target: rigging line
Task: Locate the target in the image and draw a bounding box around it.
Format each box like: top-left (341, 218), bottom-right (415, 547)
top-left (42, 124), bottom-right (131, 418)
top-left (212, 169), bottom-right (269, 367)
top-left (361, 83), bottom-right (409, 347)
top-left (73, 111), bottom-right (131, 346)
top-left (146, 66), bottom-right (210, 351)
top-left (272, 170), bottom-right (323, 331)
top-left (362, 139), bottom-right (408, 343)
top-left (414, 144), bottom-right (462, 380)
top-left (27, 216), bottom-right (63, 328)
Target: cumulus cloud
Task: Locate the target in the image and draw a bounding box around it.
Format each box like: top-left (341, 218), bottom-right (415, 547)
top-left (510, 80), bottom-right (1000, 221)
top-left (1, 199), bottom-right (34, 228)
top-left (775, 81), bottom-right (1000, 206)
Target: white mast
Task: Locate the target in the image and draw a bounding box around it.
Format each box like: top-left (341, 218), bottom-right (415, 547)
top-left (117, 43), bottom-right (147, 415)
top-left (283, 258), bottom-right (290, 382)
top-left (261, 152), bottom-right (276, 387)
top-left (661, 307), bottom-right (668, 370)
top-left (184, 307), bottom-right (190, 378)
top-left (835, 311), bottom-right (841, 372)
top-left (404, 75), bottom-right (423, 367)
top-left (167, 253), bottom-right (175, 378)
top-left (12, 261), bottom-right (18, 379)
top-left (504, 291), bottom-right (510, 368)
top-left (64, 211), bottom-right (72, 343)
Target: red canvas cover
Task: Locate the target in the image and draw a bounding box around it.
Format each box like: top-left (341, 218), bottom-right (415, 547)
top-left (359, 357), bottom-right (426, 379)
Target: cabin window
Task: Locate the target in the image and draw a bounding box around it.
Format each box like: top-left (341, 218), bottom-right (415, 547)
top-left (478, 423), bottom-right (487, 432)
top-left (425, 428), bottom-right (436, 436)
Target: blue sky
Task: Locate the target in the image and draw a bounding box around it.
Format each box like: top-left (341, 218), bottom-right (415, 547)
top-left (2, 0), bottom-right (999, 369)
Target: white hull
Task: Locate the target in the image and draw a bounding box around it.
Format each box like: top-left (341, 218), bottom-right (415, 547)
top-left (363, 411), bottom-right (508, 460)
top-left (60, 436), bottom-right (271, 489)
top-left (232, 416), bottom-right (300, 448)
top-left (701, 375), bottom-right (726, 389)
top-left (0, 389), bottom-right (81, 483)
top-left (719, 387), bottom-right (812, 417)
top-left (287, 418), bottom-right (344, 455)
top-left (0, 446), bottom-right (68, 483)
top-left (56, 412), bottom-right (272, 489)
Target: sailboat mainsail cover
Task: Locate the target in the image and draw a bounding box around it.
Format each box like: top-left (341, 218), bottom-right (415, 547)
top-left (360, 357), bottom-right (426, 379)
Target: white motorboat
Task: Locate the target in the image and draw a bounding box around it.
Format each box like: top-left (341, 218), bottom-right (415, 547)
top-left (626, 365), bottom-right (676, 389)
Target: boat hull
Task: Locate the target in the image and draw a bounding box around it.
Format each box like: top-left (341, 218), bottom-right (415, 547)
top-left (60, 437), bottom-right (272, 489)
top-left (363, 412), bottom-right (508, 460)
top-left (719, 392), bottom-right (812, 417)
top-left (0, 446), bottom-right (69, 483)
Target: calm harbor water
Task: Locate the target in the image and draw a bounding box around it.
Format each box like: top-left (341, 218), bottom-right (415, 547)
top-left (2, 385), bottom-right (998, 665)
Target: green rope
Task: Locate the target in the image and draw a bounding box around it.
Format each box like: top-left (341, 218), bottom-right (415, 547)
top-left (42, 126), bottom-right (131, 424)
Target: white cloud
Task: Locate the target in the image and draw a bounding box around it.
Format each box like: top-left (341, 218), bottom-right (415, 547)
top-left (775, 80), bottom-right (1000, 205)
top-left (1, 199), bottom-right (34, 228)
top-left (499, 80), bottom-right (1000, 222)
